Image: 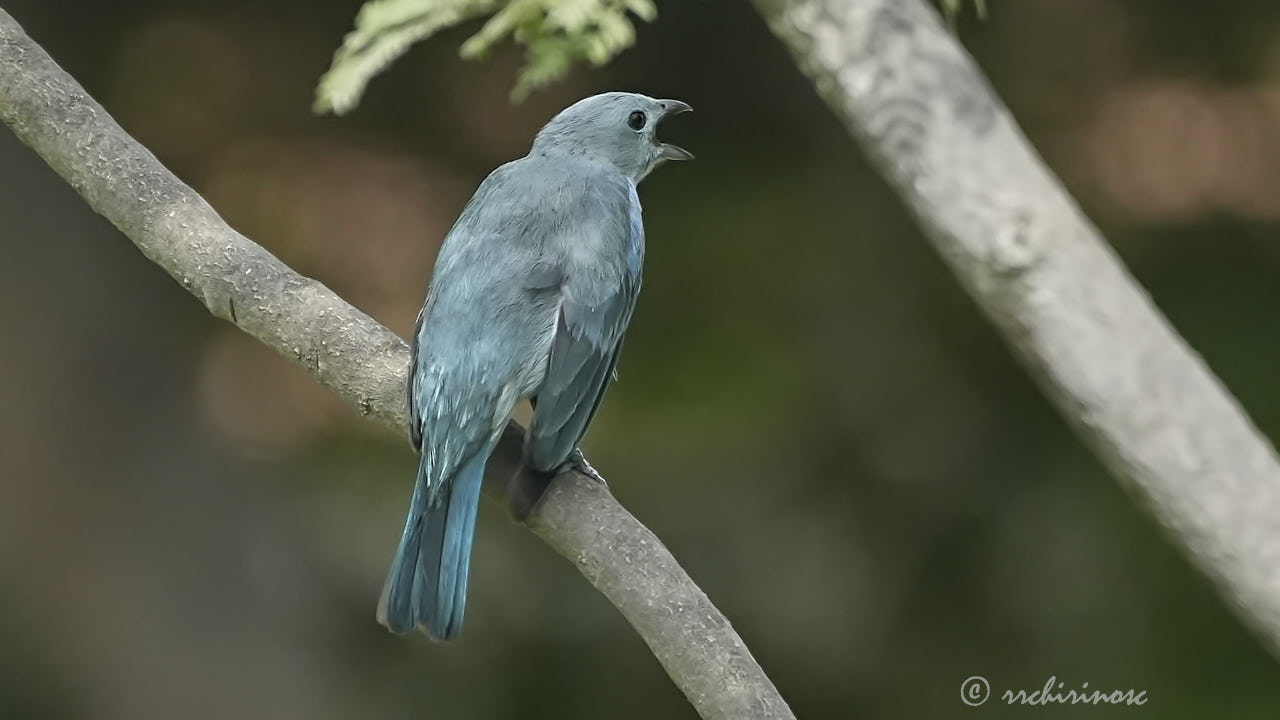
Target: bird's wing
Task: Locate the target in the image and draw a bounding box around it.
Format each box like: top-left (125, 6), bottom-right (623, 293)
top-left (410, 322), bottom-right (506, 501)
top-left (407, 161), bottom-right (534, 493)
top-left (407, 305), bottom-right (426, 451)
top-left (525, 179), bottom-right (643, 471)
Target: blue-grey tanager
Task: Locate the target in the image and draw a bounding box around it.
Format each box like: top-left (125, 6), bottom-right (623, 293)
top-left (378, 92), bottom-right (692, 640)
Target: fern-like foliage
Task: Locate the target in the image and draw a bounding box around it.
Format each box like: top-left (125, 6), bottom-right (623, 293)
top-left (314, 0), bottom-right (657, 115)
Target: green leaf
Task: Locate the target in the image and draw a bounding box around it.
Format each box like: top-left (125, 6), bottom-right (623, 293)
top-left (314, 0), bottom-right (500, 115)
top-left (314, 0), bottom-right (659, 115)
top-left (623, 0), bottom-right (656, 23)
top-left (940, 0), bottom-right (988, 23)
top-left (546, 0), bottom-right (598, 33)
top-left (458, 0), bottom-right (536, 59)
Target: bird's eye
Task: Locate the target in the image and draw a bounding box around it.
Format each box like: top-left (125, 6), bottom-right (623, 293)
top-left (627, 110), bottom-right (647, 131)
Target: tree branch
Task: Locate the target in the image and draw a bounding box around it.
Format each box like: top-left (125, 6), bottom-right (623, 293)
top-left (0, 9), bottom-right (793, 719)
top-left (752, 0), bottom-right (1280, 653)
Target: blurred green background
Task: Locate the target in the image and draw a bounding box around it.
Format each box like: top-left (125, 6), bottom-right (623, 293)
top-left (3, 0), bottom-right (1280, 717)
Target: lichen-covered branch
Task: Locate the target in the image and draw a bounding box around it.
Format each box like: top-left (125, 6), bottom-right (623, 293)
top-left (0, 9), bottom-right (793, 719)
top-left (752, 0), bottom-right (1280, 652)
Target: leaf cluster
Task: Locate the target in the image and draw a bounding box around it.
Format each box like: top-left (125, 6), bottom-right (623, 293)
top-left (314, 0), bottom-right (656, 114)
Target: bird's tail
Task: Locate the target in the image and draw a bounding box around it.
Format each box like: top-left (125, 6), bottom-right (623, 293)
top-left (378, 444), bottom-right (491, 640)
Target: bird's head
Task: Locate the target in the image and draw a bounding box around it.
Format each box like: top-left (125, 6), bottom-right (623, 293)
top-left (531, 92), bottom-right (693, 181)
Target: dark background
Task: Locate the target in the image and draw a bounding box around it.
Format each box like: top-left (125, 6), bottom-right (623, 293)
top-left (3, 0), bottom-right (1280, 717)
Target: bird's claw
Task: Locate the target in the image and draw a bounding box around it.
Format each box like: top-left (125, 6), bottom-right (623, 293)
top-left (567, 449), bottom-right (608, 487)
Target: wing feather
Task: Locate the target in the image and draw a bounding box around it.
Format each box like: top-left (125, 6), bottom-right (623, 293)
top-left (526, 180), bottom-right (643, 471)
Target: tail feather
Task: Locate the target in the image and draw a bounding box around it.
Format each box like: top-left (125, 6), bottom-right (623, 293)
top-left (378, 468), bottom-right (428, 634)
top-left (378, 442), bottom-right (493, 640)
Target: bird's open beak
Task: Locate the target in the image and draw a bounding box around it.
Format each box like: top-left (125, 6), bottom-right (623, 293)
top-left (657, 100), bottom-right (694, 161)
top-left (659, 100), bottom-right (693, 117)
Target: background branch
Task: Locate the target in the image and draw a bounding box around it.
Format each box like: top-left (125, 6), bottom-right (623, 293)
top-left (752, 0), bottom-right (1280, 653)
top-left (0, 9), bottom-right (793, 720)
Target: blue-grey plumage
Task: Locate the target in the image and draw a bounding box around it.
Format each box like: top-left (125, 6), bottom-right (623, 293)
top-left (377, 92), bottom-right (692, 640)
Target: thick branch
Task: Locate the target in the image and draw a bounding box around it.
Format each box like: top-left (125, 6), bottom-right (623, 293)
top-left (753, 0), bottom-right (1280, 651)
top-left (0, 10), bottom-right (792, 720)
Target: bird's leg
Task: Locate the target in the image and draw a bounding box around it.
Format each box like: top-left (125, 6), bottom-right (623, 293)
top-left (509, 396), bottom-right (609, 519)
top-left (508, 448), bottom-right (609, 521)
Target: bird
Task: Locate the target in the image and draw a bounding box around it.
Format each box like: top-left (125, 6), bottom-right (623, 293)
top-left (377, 92), bottom-right (692, 640)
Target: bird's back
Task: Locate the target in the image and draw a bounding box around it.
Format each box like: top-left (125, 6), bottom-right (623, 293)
top-left (410, 156), bottom-right (638, 468)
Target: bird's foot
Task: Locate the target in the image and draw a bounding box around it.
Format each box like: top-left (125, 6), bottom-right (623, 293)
top-left (567, 449), bottom-right (608, 487)
top-left (508, 450), bottom-right (609, 521)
